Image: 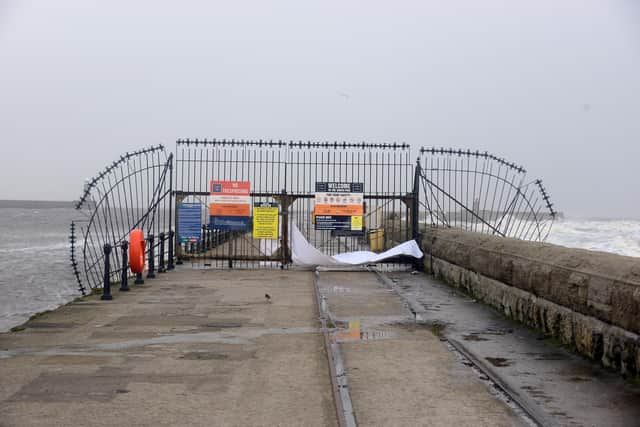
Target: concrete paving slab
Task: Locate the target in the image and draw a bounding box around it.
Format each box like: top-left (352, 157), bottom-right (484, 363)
top-left (0, 269), bottom-right (336, 427)
top-left (388, 271), bottom-right (640, 427)
top-left (318, 271), bottom-right (526, 426)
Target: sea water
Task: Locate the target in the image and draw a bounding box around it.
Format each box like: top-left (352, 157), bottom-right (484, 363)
top-left (0, 201), bottom-right (79, 332)
top-left (0, 200), bottom-right (638, 332)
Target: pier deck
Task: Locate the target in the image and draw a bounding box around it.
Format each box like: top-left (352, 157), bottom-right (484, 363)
top-left (0, 270), bottom-right (334, 426)
top-left (2, 268), bottom-right (640, 426)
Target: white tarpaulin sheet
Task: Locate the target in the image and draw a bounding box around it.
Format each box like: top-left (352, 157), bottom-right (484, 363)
top-left (289, 222), bottom-right (423, 268)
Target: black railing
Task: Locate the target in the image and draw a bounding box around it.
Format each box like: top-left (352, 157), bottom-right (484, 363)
top-left (69, 141), bottom-right (557, 293)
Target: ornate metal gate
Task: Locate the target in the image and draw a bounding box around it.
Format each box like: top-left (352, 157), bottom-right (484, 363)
top-left (173, 139), bottom-right (417, 269)
top-left (70, 146), bottom-right (173, 293)
top-left (69, 141), bottom-right (558, 291)
top-left (417, 148), bottom-right (556, 241)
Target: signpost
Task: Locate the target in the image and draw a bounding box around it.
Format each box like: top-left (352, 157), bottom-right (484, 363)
top-left (252, 202), bottom-right (279, 239)
top-left (209, 181), bottom-right (251, 230)
top-left (314, 182), bottom-right (364, 235)
top-left (177, 203), bottom-right (202, 243)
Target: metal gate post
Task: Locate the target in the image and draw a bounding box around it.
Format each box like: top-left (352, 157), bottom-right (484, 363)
top-left (280, 190), bottom-right (288, 268)
top-left (412, 158), bottom-right (421, 240)
top-left (167, 154), bottom-right (174, 269)
top-left (175, 193), bottom-right (185, 265)
top-left (412, 158), bottom-right (424, 271)
top-left (147, 234), bottom-right (156, 278)
top-left (277, 190), bottom-right (296, 268)
top-left (120, 241), bottom-right (130, 291)
top-left (101, 243), bottom-right (113, 300)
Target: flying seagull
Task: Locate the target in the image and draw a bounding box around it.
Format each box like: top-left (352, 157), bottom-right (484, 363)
top-left (265, 293), bottom-right (271, 303)
top-left (337, 91), bottom-right (350, 100)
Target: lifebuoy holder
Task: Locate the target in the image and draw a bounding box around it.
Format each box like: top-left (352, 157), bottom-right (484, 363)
top-left (129, 229), bottom-right (146, 273)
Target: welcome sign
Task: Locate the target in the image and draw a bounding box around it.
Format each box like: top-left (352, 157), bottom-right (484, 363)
top-left (314, 182), bottom-right (364, 234)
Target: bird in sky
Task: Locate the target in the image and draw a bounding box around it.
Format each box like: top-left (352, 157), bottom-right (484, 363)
top-left (337, 91), bottom-right (350, 100)
top-left (265, 293), bottom-right (271, 303)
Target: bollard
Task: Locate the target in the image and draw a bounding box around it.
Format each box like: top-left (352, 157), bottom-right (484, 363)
top-left (147, 234), bottom-right (156, 279)
top-left (158, 232), bottom-right (166, 273)
top-left (168, 230), bottom-right (175, 270)
top-left (201, 224), bottom-right (207, 252)
top-left (101, 243), bottom-right (113, 300)
top-left (120, 241), bottom-right (130, 291)
top-left (135, 272), bottom-right (144, 285)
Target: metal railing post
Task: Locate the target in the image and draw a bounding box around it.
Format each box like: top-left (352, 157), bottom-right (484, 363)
top-left (412, 158), bottom-right (421, 241)
top-left (158, 232), bottom-right (166, 273)
top-left (147, 234), bottom-right (156, 279)
top-left (101, 243), bottom-right (113, 300)
top-left (135, 272), bottom-right (144, 285)
top-left (168, 230), bottom-right (175, 270)
top-left (120, 241), bottom-right (130, 291)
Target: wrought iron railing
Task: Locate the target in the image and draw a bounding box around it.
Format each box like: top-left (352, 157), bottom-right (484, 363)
top-left (70, 145), bottom-right (173, 292)
top-left (418, 147), bottom-right (555, 241)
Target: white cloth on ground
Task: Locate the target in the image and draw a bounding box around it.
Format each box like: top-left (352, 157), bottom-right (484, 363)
top-left (289, 222), bottom-right (423, 268)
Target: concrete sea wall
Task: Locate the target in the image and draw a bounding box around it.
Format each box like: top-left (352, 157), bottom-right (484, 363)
top-left (421, 227), bottom-right (640, 379)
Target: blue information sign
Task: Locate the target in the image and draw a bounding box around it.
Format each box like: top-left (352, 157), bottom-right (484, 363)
top-left (178, 203), bottom-right (202, 243)
top-left (210, 215), bottom-right (251, 231)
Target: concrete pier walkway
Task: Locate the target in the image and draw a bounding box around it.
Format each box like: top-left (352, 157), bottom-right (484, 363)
top-left (0, 270), bottom-right (335, 426)
top-left (2, 268), bottom-right (639, 426)
top-left (319, 271), bottom-right (526, 427)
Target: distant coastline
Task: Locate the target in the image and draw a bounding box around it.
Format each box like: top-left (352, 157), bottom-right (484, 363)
top-left (0, 200), bottom-right (74, 209)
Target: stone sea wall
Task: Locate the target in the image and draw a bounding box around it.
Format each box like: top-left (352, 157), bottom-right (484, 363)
top-left (421, 227), bottom-right (640, 379)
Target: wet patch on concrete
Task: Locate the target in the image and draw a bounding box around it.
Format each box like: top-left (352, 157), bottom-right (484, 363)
top-left (486, 357), bottom-right (512, 368)
top-left (387, 271), bottom-right (640, 427)
top-left (463, 334), bottom-right (489, 342)
top-left (9, 372), bottom-right (130, 402)
top-left (90, 330), bottom-right (163, 340)
top-left (108, 314), bottom-right (208, 327)
top-left (180, 351), bottom-right (230, 360)
top-left (482, 327), bottom-right (514, 336)
top-left (567, 376), bottom-right (591, 383)
top-left (40, 355), bottom-right (113, 365)
top-left (179, 349), bottom-right (256, 361)
top-left (396, 320), bottom-right (448, 337)
top-left (320, 286), bottom-right (352, 293)
top-left (200, 320), bottom-right (247, 329)
top-left (26, 322), bottom-right (75, 329)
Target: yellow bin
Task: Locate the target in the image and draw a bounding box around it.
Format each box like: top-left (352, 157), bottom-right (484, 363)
top-left (369, 228), bottom-right (384, 252)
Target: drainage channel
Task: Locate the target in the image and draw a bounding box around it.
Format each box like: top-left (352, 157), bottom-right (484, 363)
top-left (313, 270), bottom-right (357, 427)
top-left (370, 269), bottom-right (543, 427)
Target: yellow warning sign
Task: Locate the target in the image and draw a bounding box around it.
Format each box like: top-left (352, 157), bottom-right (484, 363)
top-left (253, 204), bottom-right (279, 239)
top-left (351, 215), bottom-right (363, 231)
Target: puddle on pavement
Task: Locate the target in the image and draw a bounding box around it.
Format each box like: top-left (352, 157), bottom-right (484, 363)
top-left (321, 286), bottom-right (352, 293)
top-left (329, 320), bottom-right (398, 343)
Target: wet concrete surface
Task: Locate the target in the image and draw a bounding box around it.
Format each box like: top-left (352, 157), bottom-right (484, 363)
top-left (0, 269), bottom-right (336, 426)
top-left (318, 271), bottom-right (528, 426)
top-left (387, 271), bottom-right (640, 427)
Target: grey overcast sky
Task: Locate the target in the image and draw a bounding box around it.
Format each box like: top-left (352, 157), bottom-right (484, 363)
top-left (0, 0), bottom-right (639, 218)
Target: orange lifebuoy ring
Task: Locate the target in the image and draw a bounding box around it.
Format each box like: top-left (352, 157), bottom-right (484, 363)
top-left (129, 229), bottom-right (146, 273)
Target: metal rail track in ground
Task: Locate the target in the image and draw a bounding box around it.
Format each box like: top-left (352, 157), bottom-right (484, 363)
top-left (371, 269), bottom-right (545, 427)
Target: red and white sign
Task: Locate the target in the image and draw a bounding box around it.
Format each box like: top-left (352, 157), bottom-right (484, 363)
top-left (209, 181), bottom-right (251, 217)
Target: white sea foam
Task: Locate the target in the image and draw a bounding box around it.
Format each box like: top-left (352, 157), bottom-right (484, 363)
top-left (547, 218), bottom-right (640, 258)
